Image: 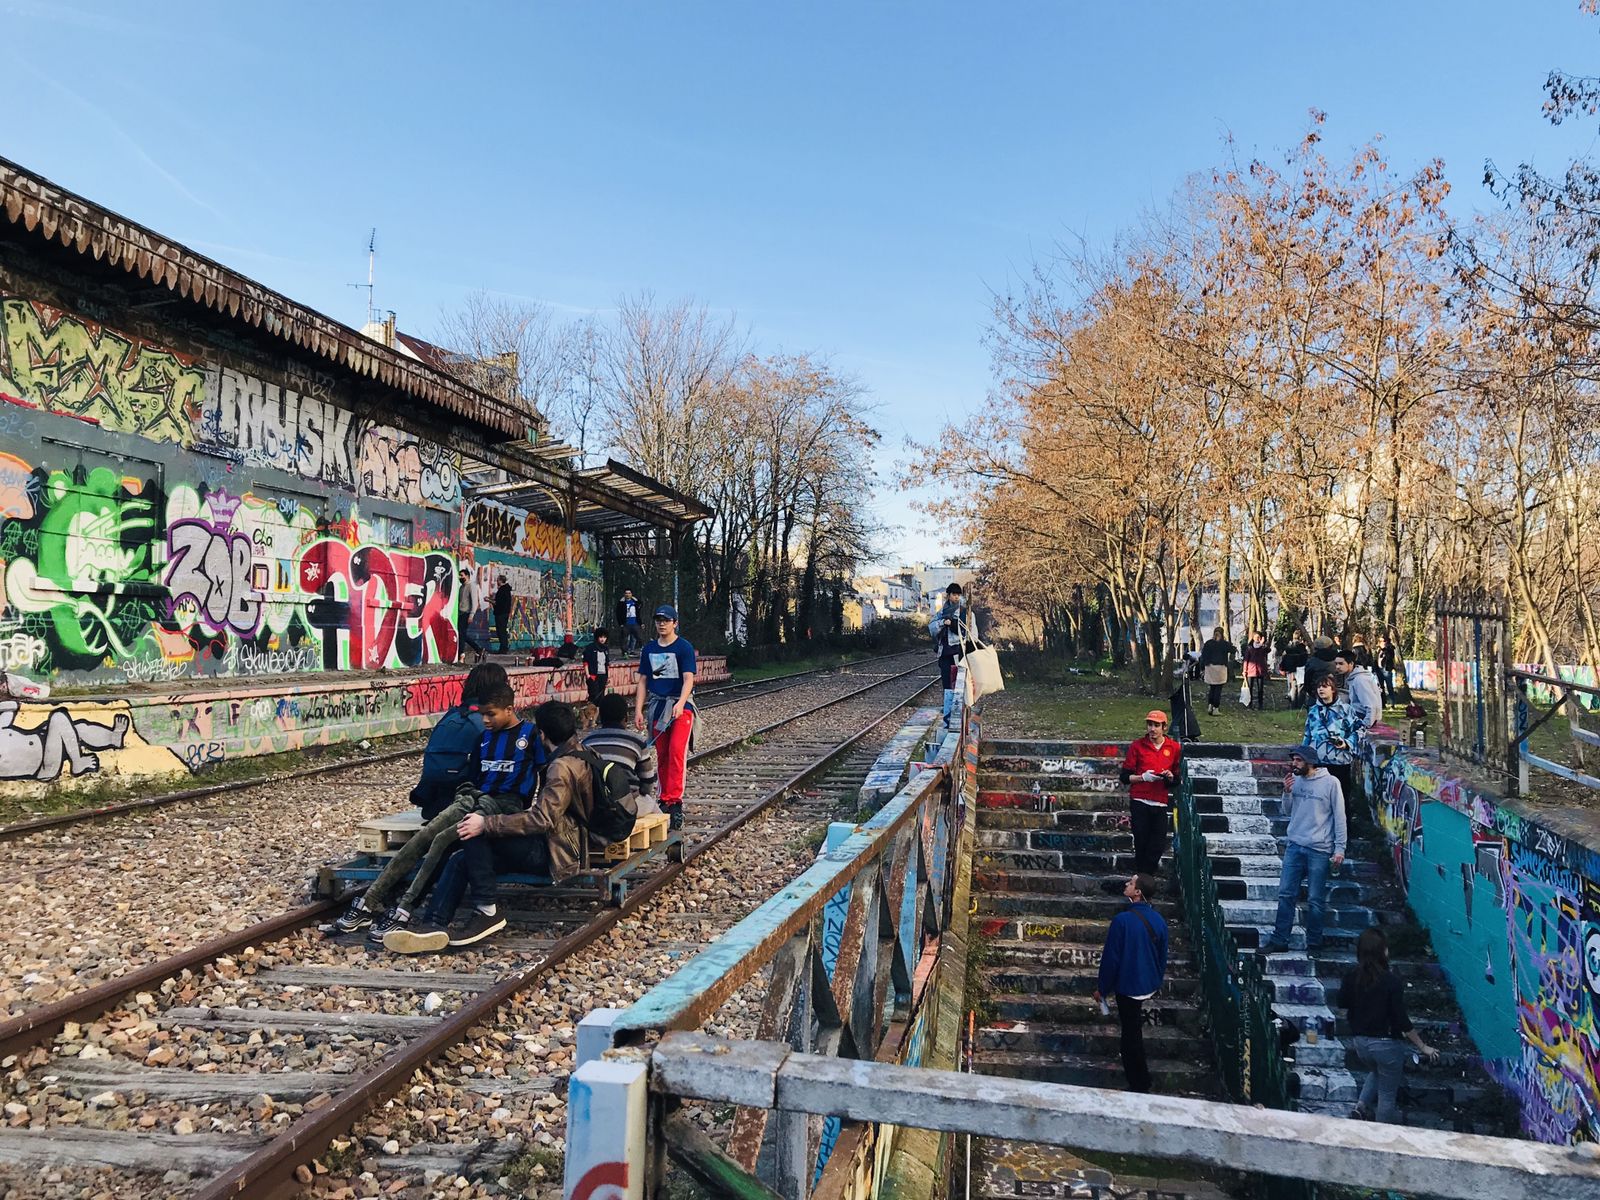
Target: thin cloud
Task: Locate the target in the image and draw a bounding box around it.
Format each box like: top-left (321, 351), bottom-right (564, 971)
top-left (11, 57), bottom-right (227, 224)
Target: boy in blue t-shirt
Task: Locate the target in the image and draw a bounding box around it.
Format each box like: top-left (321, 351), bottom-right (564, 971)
top-left (326, 683), bottom-right (541, 940)
top-left (633, 604), bottom-right (696, 829)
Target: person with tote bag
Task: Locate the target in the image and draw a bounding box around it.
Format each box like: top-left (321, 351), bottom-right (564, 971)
top-left (1198, 627), bottom-right (1233, 716)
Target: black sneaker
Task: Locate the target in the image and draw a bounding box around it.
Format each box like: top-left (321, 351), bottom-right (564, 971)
top-left (366, 907), bottom-right (410, 944)
top-left (324, 901), bottom-right (373, 935)
top-left (448, 909), bottom-right (507, 947)
top-left (383, 921), bottom-right (450, 955)
top-left (667, 807), bottom-right (683, 831)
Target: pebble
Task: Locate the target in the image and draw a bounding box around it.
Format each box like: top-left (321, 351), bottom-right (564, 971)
top-left (0, 656), bottom-right (932, 1197)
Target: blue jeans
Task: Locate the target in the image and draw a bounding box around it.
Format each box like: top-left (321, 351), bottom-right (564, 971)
top-left (1272, 841), bottom-right (1332, 947)
top-left (420, 834), bottom-right (549, 924)
top-left (1352, 1036), bottom-right (1408, 1123)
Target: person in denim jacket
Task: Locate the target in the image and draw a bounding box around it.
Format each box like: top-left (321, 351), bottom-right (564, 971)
top-left (1303, 673), bottom-right (1364, 800)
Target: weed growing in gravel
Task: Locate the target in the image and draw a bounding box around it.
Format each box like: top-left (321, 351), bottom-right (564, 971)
top-left (505, 1146), bottom-right (565, 1192)
top-left (790, 824), bottom-right (829, 856)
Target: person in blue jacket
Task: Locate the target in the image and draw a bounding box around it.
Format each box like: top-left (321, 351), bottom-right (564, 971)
top-left (1094, 873), bottom-right (1169, 1092)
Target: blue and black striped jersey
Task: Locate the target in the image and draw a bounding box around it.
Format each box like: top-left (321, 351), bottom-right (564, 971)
top-left (477, 721), bottom-right (543, 804)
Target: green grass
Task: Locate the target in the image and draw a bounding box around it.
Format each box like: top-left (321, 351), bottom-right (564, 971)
top-left (504, 1146), bottom-right (565, 1193)
top-left (988, 652), bottom-right (1600, 809)
top-left (986, 656), bottom-right (1310, 745)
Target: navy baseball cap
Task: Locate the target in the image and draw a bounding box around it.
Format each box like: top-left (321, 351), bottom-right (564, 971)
top-left (654, 605), bottom-right (678, 620)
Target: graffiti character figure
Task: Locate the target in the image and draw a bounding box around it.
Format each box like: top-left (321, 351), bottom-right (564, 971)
top-left (0, 700), bottom-right (130, 780)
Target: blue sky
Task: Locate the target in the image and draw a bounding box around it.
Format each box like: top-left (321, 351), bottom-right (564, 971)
top-left (7, 2), bottom-right (1598, 569)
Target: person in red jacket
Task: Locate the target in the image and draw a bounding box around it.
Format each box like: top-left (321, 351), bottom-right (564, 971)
top-left (1120, 710), bottom-right (1183, 873)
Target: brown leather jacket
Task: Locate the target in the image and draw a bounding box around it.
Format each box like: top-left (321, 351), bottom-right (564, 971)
top-left (482, 736), bottom-right (594, 881)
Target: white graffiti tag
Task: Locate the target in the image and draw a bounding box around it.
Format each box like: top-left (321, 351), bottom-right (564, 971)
top-left (164, 520), bottom-right (263, 635)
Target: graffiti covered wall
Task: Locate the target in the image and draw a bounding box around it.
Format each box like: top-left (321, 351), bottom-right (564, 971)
top-left (0, 654), bottom-right (728, 790)
top-left (0, 292), bottom-right (471, 686)
top-left (1366, 746), bottom-right (1600, 1143)
top-left (462, 494), bottom-right (602, 649)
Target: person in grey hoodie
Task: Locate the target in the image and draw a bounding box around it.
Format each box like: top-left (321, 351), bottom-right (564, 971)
top-left (1260, 744), bottom-right (1347, 957)
top-left (1333, 651), bottom-right (1383, 731)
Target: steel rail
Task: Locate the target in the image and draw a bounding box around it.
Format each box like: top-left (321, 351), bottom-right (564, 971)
top-left (0, 662), bottom-right (935, 1064)
top-left (193, 668), bottom-right (939, 1200)
top-left (0, 899), bottom-right (337, 1059)
top-left (695, 649), bottom-right (920, 707)
top-left (0, 662), bottom-right (935, 1063)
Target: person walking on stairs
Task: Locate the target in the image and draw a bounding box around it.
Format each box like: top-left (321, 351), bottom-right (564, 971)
top-left (1120, 711), bottom-right (1182, 874)
top-left (1260, 744), bottom-right (1346, 957)
top-left (1095, 873), bottom-right (1169, 1093)
top-left (1338, 926), bottom-right (1439, 1124)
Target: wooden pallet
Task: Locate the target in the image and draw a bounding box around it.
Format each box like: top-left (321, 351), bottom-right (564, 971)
top-left (603, 813), bottom-right (671, 862)
top-left (355, 810), bottom-right (422, 853)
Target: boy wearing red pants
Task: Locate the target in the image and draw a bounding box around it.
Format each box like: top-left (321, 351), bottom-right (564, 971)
top-left (634, 604), bottom-right (696, 830)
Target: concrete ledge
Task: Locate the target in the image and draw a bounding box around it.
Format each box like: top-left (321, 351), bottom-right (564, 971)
top-left (654, 1034), bottom-right (1600, 1200)
top-left (0, 656), bottom-right (727, 795)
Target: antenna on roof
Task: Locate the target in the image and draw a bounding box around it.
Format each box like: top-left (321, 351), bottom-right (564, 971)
top-left (348, 228), bottom-right (377, 325)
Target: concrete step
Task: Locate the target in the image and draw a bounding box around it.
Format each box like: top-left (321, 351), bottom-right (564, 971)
top-left (976, 892), bottom-right (1181, 921)
top-left (977, 809), bottom-right (1131, 833)
top-left (977, 828), bottom-right (1130, 853)
top-left (983, 966), bottom-right (1198, 1000)
top-left (974, 1049), bottom-right (1220, 1095)
top-left (976, 1139), bottom-right (1236, 1200)
top-left (990, 993), bottom-right (1205, 1031)
top-left (977, 916), bottom-right (1123, 944)
top-left (1220, 899), bottom-right (1374, 928)
top-left (973, 868), bottom-right (1128, 898)
top-left (979, 788), bottom-right (1123, 812)
top-left (1214, 876), bottom-right (1364, 904)
top-left (977, 1019), bottom-right (1198, 1057)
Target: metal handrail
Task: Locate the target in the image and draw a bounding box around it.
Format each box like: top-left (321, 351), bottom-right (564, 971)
top-left (1172, 762), bottom-right (1311, 1200)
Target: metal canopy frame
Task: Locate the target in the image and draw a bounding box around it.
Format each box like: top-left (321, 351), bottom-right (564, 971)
top-left (473, 457), bottom-right (712, 538)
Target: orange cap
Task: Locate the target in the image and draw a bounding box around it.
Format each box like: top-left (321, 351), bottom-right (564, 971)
top-left (1144, 710), bottom-right (1168, 724)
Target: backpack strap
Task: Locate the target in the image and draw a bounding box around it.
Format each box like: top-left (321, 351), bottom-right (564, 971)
top-left (1130, 906), bottom-right (1162, 951)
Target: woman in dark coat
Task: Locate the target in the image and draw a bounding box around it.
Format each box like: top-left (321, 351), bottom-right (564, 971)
top-left (1198, 627), bottom-right (1233, 716)
top-left (1338, 927), bottom-right (1438, 1123)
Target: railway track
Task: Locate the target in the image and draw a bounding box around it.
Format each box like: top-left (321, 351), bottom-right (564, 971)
top-left (0, 651), bottom-right (934, 1026)
top-left (0, 659), bottom-right (942, 1199)
top-left (0, 649), bottom-right (927, 844)
top-left (693, 649), bottom-right (914, 709)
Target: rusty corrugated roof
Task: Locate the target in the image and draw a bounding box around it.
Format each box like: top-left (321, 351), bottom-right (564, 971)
top-left (0, 156), bottom-right (528, 440)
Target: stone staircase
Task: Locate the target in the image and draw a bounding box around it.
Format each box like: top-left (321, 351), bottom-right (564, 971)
top-left (1181, 747), bottom-right (1518, 1134)
top-left (967, 745), bottom-right (1233, 1200)
top-left (965, 738), bottom-right (1518, 1195)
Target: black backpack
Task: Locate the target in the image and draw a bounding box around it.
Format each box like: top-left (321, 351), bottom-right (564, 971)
top-left (567, 746), bottom-right (639, 844)
top-left (419, 707), bottom-right (480, 788)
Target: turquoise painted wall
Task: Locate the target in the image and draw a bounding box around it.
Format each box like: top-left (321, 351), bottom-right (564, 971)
top-left (1366, 748), bottom-right (1600, 1143)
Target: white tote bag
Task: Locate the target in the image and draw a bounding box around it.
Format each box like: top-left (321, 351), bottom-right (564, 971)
top-left (964, 624), bottom-right (1005, 702)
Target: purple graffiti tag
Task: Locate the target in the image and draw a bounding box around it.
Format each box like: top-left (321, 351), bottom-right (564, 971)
top-left (164, 518), bottom-right (263, 636)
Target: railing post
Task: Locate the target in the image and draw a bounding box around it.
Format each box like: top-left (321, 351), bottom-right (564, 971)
top-left (577, 1008), bottom-right (626, 1069)
top-left (563, 1058), bottom-right (649, 1200)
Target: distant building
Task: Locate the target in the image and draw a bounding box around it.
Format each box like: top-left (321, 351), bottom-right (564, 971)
top-left (906, 563), bottom-right (975, 612)
top-left (842, 592), bottom-right (878, 632)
